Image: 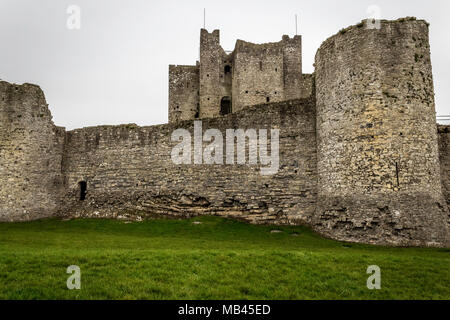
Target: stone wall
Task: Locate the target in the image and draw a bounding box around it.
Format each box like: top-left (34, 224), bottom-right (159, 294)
top-left (60, 98), bottom-right (318, 224)
top-left (314, 18), bottom-right (448, 246)
top-left (282, 35), bottom-right (303, 100)
top-left (168, 65), bottom-right (199, 123)
top-left (438, 125), bottom-right (450, 209)
top-left (0, 82), bottom-right (65, 221)
top-left (232, 40), bottom-right (286, 112)
top-left (300, 74), bottom-right (314, 99)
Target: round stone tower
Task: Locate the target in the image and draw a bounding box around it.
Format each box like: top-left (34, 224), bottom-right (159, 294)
top-left (314, 18), bottom-right (449, 246)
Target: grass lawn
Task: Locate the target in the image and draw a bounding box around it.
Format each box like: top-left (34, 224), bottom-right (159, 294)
top-left (0, 216), bottom-right (448, 300)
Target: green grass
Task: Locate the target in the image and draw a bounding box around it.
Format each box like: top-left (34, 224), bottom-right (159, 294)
top-left (0, 216), bottom-right (448, 300)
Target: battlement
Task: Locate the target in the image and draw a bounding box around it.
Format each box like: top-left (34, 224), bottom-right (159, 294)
top-left (200, 28), bottom-right (220, 38)
top-left (234, 34), bottom-right (301, 52)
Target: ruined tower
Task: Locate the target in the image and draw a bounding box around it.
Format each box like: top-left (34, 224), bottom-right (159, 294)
top-left (314, 18), bottom-right (449, 246)
top-left (168, 29), bottom-right (311, 123)
top-left (0, 82), bottom-right (65, 221)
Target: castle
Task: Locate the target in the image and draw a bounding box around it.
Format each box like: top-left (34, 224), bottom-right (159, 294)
top-left (1, 18), bottom-right (449, 247)
top-left (169, 29), bottom-right (311, 122)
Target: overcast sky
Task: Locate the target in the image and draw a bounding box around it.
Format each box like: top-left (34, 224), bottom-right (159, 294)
top-left (0, 0), bottom-right (449, 130)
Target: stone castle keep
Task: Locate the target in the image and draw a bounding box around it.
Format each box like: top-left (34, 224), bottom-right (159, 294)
top-left (1, 18), bottom-right (449, 247)
top-left (169, 28), bottom-right (311, 122)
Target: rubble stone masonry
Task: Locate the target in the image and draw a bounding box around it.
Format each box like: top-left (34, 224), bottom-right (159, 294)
top-left (314, 18), bottom-right (448, 246)
top-left (60, 98), bottom-right (317, 225)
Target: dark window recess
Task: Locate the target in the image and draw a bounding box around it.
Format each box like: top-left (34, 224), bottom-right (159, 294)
top-left (259, 61), bottom-right (263, 71)
top-left (195, 103), bottom-right (200, 118)
top-left (220, 97), bottom-right (232, 115)
top-left (275, 68), bottom-right (278, 72)
top-left (79, 181), bottom-right (87, 201)
top-left (266, 97), bottom-right (270, 102)
top-left (224, 65), bottom-right (231, 74)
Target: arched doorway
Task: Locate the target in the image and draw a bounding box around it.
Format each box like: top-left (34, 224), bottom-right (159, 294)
top-left (220, 96), bottom-right (232, 115)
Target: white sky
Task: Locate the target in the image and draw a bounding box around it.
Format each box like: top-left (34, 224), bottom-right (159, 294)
top-left (0, 0), bottom-right (449, 130)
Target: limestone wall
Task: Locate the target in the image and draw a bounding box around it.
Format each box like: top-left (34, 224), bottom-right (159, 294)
top-left (168, 65), bottom-right (199, 123)
top-left (232, 40), bottom-right (286, 112)
top-left (0, 82), bottom-right (65, 221)
top-left (282, 35), bottom-right (303, 100)
top-left (438, 125), bottom-right (450, 209)
top-left (314, 18), bottom-right (448, 246)
top-left (300, 74), bottom-right (314, 99)
top-left (60, 98), bottom-right (318, 224)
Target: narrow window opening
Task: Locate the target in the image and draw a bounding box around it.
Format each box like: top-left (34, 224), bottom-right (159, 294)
top-left (195, 103), bottom-right (200, 118)
top-left (224, 65), bottom-right (231, 74)
top-left (395, 162), bottom-right (400, 187)
top-left (259, 61), bottom-right (263, 71)
top-left (275, 68), bottom-right (278, 72)
top-left (266, 97), bottom-right (270, 103)
top-left (79, 181), bottom-right (87, 201)
top-left (220, 96), bottom-right (232, 115)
